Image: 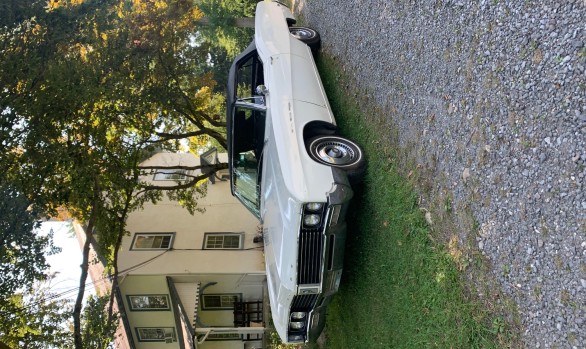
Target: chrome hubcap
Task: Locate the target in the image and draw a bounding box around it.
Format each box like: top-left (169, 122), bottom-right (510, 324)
top-left (290, 29), bottom-right (313, 40)
top-left (315, 141), bottom-right (356, 165)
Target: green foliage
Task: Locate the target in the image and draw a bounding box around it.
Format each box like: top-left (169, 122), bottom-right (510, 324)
top-left (0, 1), bottom-right (259, 346)
top-left (196, 0), bottom-right (258, 91)
top-left (0, 184), bottom-right (59, 300)
top-left (0, 1), bottom-right (246, 347)
top-left (0, 278), bottom-right (73, 349)
top-left (0, 0), bottom-right (236, 247)
top-left (165, 183), bottom-right (208, 215)
top-left (81, 294), bottom-right (119, 349)
top-left (198, 0), bottom-right (256, 27)
top-left (267, 330), bottom-right (303, 349)
top-left (0, 0), bottom-right (46, 28)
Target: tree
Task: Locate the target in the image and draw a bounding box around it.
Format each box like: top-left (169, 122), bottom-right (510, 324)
top-left (0, 0), bottom-right (46, 28)
top-left (0, 0), bottom-right (254, 347)
top-left (0, 184), bottom-right (59, 302)
top-left (81, 294), bottom-right (119, 349)
top-left (196, 0), bottom-right (257, 91)
top-left (0, 277), bottom-right (73, 349)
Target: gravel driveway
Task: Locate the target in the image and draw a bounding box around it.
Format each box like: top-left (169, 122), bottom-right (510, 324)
top-left (294, 0), bottom-right (586, 348)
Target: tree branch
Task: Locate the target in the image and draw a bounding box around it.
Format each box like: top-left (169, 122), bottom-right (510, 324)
top-left (155, 130), bottom-right (209, 140)
top-left (138, 163), bottom-right (227, 171)
top-left (159, 104), bottom-right (227, 149)
top-left (155, 52), bottom-right (227, 147)
top-left (142, 169), bottom-right (227, 192)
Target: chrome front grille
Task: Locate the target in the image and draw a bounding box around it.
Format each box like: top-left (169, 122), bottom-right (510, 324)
top-left (291, 294), bottom-right (318, 311)
top-left (297, 229), bottom-right (323, 285)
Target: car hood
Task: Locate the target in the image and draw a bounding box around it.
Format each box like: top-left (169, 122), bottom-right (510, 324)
top-left (261, 106), bottom-right (339, 341)
top-left (262, 141), bottom-right (300, 340)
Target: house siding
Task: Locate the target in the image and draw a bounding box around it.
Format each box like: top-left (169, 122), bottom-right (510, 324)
top-left (81, 152), bottom-right (265, 349)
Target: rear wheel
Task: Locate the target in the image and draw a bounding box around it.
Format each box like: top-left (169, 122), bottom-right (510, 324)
top-left (308, 135), bottom-right (365, 178)
top-left (289, 26), bottom-right (321, 51)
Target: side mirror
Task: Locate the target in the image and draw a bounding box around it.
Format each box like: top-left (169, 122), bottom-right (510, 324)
top-left (256, 85), bottom-right (269, 96)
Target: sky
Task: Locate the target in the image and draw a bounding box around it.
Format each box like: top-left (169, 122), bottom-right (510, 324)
top-left (41, 221), bottom-right (95, 301)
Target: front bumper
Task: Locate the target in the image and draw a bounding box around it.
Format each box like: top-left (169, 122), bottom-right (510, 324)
top-left (290, 170), bottom-right (353, 343)
top-left (305, 218), bottom-right (348, 342)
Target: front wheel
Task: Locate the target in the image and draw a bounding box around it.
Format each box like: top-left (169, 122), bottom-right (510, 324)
top-left (308, 135), bottom-right (365, 174)
top-left (289, 26), bottom-right (321, 51)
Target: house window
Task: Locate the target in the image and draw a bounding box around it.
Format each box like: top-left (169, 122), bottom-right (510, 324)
top-left (128, 295), bottom-right (170, 311)
top-left (136, 327), bottom-right (176, 342)
top-left (131, 233), bottom-right (174, 250)
top-left (202, 294), bottom-right (241, 310)
top-left (153, 169), bottom-right (189, 181)
top-left (203, 233), bottom-right (243, 250)
top-left (207, 333), bottom-right (242, 341)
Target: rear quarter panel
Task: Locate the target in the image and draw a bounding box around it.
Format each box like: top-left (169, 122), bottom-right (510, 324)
top-left (255, 1), bottom-right (332, 109)
top-left (255, 2), bottom-right (291, 56)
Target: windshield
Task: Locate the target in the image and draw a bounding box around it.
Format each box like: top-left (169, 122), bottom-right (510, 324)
top-left (229, 48), bottom-right (266, 218)
top-left (231, 106), bottom-right (265, 217)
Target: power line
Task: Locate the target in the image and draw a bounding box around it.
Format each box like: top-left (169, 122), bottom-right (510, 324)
top-left (0, 250), bottom-right (170, 317)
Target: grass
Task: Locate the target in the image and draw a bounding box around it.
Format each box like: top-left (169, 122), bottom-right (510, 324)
top-left (306, 55), bottom-right (518, 348)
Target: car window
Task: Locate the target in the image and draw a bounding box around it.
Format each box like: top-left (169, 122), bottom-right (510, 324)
top-left (231, 105), bottom-right (266, 217)
top-left (236, 54), bottom-right (264, 104)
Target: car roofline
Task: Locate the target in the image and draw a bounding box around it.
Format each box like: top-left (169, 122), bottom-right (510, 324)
top-left (226, 40), bottom-right (257, 196)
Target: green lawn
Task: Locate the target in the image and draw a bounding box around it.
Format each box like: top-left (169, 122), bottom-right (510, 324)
top-left (312, 55), bottom-right (514, 349)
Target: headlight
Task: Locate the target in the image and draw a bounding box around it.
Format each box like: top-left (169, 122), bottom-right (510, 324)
top-left (290, 311), bottom-right (307, 320)
top-left (288, 334), bottom-right (304, 342)
top-left (303, 214), bottom-right (320, 226)
top-left (289, 321), bottom-right (305, 330)
top-left (305, 202), bottom-right (323, 211)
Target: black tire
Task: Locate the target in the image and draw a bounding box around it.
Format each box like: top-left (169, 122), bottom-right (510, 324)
top-left (288, 26), bottom-right (321, 51)
top-left (308, 136), bottom-right (366, 178)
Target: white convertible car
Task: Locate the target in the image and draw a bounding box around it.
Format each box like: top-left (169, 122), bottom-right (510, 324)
top-left (227, 0), bottom-right (365, 344)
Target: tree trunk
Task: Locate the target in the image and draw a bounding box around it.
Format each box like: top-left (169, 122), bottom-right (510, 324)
top-left (0, 341), bottom-right (14, 349)
top-left (108, 186), bottom-right (133, 321)
top-left (233, 17), bottom-right (254, 28)
top-left (73, 224), bottom-right (92, 349)
top-left (194, 17), bottom-right (255, 28)
top-left (72, 186), bottom-right (100, 349)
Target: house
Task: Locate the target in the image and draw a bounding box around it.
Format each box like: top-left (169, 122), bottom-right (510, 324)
top-left (75, 150), bottom-right (266, 349)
